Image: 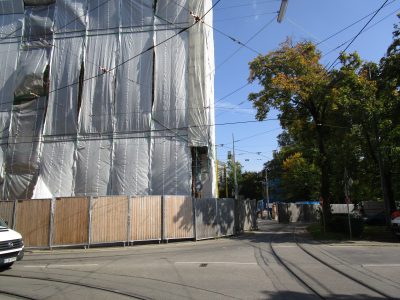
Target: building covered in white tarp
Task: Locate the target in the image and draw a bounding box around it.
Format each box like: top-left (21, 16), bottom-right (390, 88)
top-left (0, 0), bottom-right (216, 200)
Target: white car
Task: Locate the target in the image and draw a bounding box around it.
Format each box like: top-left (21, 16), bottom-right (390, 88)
top-left (0, 218), bottom-right (24, 268)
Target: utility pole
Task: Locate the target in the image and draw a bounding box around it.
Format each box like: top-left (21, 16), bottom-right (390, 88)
top-left (232, 134), bottom-right (238, 200)
top-left (224, 164), bottom-right (228, 198)
top-left (265, 169), bottom-right (270, 219)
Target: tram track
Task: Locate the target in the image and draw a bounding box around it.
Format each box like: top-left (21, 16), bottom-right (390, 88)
top-left (0, 273), bottom-right (152, 300)
top-left (269, 224), bottom-right (395, 299)
top-left (0, 289), bottom-right (38, 300)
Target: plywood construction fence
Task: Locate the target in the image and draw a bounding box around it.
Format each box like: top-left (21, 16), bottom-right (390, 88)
top-left (164, 196), bottom-right (194, 240)
top-left (0, 196), bottom-right (254, 248)
top-left (217, 198), bottom-right (235, 237)
top-left (0, 200), bottom-right (14, 227)
top-left (195, 198), bottom-right (217, 240)
top-left (15, 199), bottom-right (51, 247)
top-left (130, 196), bottom-right (162, 242)
top-left (53, 197), bottom-right (89, 246)
top-left (194, 198), bottom-right (235, 240)
top-left (236, 199), bottom-right (257, 232)
top-left (90, 196), bottom-right (129, 244)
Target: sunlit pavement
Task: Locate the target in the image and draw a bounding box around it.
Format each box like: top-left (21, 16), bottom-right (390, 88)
top-left (0, 220), bottom-right (399, 299)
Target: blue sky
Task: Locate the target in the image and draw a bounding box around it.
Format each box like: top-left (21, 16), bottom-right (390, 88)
top-left (212, 0), bottom-right (400, 172)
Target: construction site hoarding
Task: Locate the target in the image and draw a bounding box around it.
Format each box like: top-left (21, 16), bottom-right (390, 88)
top-left (163, 195), bottom-right (194, 240)
top-left (90, 196), bottom-right (129, 244)
top-left (52, 197), bottom-right (89, 246)
top-left (130, 196), bottom-right (162, 242)
top-left (15, 199), bottom-right (51, 247)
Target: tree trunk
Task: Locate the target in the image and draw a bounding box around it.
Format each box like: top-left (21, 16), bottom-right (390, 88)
top-left (377, 153), bottom-right (396, 225)
top-left (316, 125), bottom-right (332, 223)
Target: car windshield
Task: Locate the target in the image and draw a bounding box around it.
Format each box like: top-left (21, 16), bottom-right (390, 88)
top-left (0, 218), bottom-right (8, 228)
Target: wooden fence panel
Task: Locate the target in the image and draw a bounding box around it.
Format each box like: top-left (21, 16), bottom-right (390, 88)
top-left (164, 196), bottom-right (193, 240)
top-left (217, 198), bottom-right (235, 237)
top-left (130, 196), bottom-right (161, 241)
top-left (236, 199), bottom-right (256, 232)
top-left (53, 197), bottom-right (89, 246)
top-left (0, 201), bottom-right (14, 227)
top-left (91, 196), bottom-right (128, 244)
top-left (195, 198), bottom-right (217, 240)
top-left (15, 199), bottom-right (51, 247)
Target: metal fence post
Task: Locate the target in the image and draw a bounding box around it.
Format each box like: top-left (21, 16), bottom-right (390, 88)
top-left (192, 197), bottom-right (197, 241)
top-left (161, 195), bottom-right (165, 242)
top-left (49, 197), bottom-right (55, 250)
top-left (215, 198), bottom-right (219, 237)
top-left (88, 196), bottom-right (93, 248)
top-left (12, 199), bottom-right (17, 230)
top-left (127, 196), bottom-right (132, 245)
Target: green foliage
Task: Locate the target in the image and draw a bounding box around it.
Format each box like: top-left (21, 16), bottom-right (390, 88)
top-left (249, 19), bottom-right (400, 220)
top-left (239, 171), bottom-right (263, 200)
top-left (281, 152), bottom-right (320, 201)
top-left (327, 214), bottom-right (365, 238)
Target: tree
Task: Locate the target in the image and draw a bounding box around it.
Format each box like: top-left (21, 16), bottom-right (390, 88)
top-left (333, 50), bottom-right (399, 223)
top-left (281, 152), bottom-right (320, 201)
top-left (248, 40), bottom-right (335, 220)
top-left (240, 171), bottom-right (263, 200)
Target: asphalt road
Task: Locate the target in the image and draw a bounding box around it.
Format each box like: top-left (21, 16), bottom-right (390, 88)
top-left (0, 220), bottom-right (399, 300)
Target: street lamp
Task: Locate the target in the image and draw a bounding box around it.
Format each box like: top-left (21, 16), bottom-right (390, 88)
top-left (277, 0), bottom-right (288, 23)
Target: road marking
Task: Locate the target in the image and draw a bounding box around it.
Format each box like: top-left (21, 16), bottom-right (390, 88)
top-left (24, 264), bottom-right (99, 268)
top-left (175, 262), bottom-right (257, 265)
top-left (362, 264), bottom-right (400, 267)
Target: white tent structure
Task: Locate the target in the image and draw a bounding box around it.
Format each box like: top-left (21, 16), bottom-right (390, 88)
top-left (0, 0), bottom-right (216, 200)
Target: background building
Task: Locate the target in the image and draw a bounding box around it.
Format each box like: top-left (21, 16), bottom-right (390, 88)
top-left (0, 0), bottom-right (216, 200)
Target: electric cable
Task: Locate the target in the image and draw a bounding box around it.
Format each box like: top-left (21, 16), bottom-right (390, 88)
top-left (214, 11), bottom-right (277, 23)
top-left (214, 0), bottom-right (279, 11)
top-left (327, 0), bottom-right (391, 70)
top-left (202, 22), bottom-right (262, 55)
top-left (316, 0), bottom-right (397, 46)
top-left (46, 0), bottom-right (221, 96)
top-left (322, 6), bottom-right (400, 59)
top-left (0, 118), bottom-right (281, 144)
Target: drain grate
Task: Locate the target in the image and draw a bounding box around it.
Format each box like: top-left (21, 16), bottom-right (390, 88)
top-left (199, 263), bottom-right (208, 268)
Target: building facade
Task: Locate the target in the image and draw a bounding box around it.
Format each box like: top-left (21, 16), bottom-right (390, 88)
top-left (0, 0), bottom-right (216, 199)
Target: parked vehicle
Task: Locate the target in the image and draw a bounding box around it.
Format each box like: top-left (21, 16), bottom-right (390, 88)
top-left (391, 211), bottom-right (400, 240)
top-left (0, 218), bottom-right (24, 268)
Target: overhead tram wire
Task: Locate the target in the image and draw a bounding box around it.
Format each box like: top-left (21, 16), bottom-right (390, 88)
top-left (214, 11), bottom-right (277, 23)
top-left (202, 22), bottom-right (262, 56)
top-left (327, 0), bottom-right (391, 71)
top-left (316, 0), bottom-right (397, 46)
top-left (171, 0), bottom-right (277, 77)
top-left (214, 0), bottom-right (279, 11)
top-left (322, 6), bottom-right (400, 59)
top-left (168, 0), bottom-right (279, 114)
top-left (210, 14), bottom-right (277, 78)
top-left (217, 144), bottom-right (270, 159)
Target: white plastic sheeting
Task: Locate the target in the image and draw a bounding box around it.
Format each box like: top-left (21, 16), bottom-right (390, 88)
top-left (0, 0), bottom-right (24, 193)
top-left (0, 0), bottom-right (216, 200)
